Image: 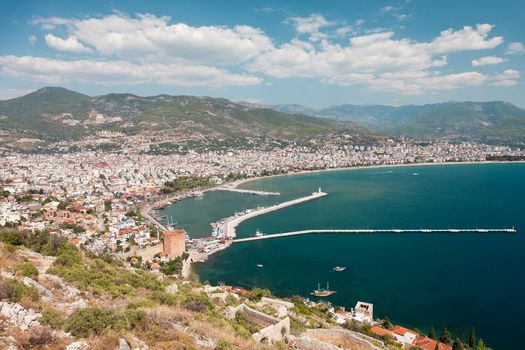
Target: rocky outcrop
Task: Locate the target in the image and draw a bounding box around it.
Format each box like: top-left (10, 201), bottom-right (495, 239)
top-left (0, 301), bottom-right (41, 330)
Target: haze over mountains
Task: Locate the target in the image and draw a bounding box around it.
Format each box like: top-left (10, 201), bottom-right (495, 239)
top-left (1, 87), bottom-right (525, 146)
top-left (274, 101), bottom-right (525, 143)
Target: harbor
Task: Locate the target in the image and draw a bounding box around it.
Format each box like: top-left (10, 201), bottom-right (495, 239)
top-left (215, 189), bottom-right (327, 238)
top-left (232, 228), bottom-right (517, 243)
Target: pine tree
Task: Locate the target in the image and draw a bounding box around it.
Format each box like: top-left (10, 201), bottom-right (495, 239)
top-left (434, 341), bottom-right (440, 350)
top-left (428, 326), bottom-right (436, 340)
top-left (452, 338), bottom-right (464, 350)
top-left (469, 327), bottom-right (476, 348)
top-left (439, 327), bottom-right (451, 344)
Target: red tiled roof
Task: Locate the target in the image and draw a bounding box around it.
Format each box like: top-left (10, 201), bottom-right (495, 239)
top-left (413, 336), bottom-right (452, 350)
top-left (393, 325), bottom-right (418, 336)
top-left (371, 326), bottom-right (394, 337)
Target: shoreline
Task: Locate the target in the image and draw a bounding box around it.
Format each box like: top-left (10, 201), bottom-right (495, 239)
top-left (229, 160), bottom-right (525, 189)
top-left (143, 160), bottom-right (525, 277)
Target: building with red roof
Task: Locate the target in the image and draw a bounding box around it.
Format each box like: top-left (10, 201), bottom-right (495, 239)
top-left (413, 336), bottom-right (452, 350)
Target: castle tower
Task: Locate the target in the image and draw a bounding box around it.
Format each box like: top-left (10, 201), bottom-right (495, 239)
top-left (163, 229), bottom-right (186, 258)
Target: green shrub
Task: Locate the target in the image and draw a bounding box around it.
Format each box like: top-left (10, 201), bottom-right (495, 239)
top-left (65, 307), bottom-right (146, 337)
top-left (65, 308), bottom-right (115, 337)
top-left (247, 288), bottom-right (272, 302)
top-left (215, 340), bottom-right (233, 350)
top-left (48, 246), bottom-right (164, 298)
top-left (127, 299), bottom-right (157, 309)
top-left (0, 230), bottom-right (24, 246)
top-left (41, 308), bottom-right (65, 328)
top-left (0, 279), bottom-right (39, 303)
top-left (149, 291), bottom-right (178, 305)
top-left (16, 262), bottom-right (39, 279)
top-left (181, 292), bottom-right (214, 313)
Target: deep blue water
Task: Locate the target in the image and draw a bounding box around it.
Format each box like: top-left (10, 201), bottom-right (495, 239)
top-left (165, 163), bottom-right (525, 349)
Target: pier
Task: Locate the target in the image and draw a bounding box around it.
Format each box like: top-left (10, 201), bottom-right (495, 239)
top-left (214, 187), bottom-right (281, 196)
top-left (219, 190), bottom-right (327, 238)
top-left (232, 228), bottom-right (517, 243)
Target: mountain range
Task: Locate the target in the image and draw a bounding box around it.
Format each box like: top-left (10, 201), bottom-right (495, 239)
top-left (0, 87), bottom-right (339, 143)
top-left (274, 101), bottom-right (525, 143)
top-left (1, 87), bottom-right (525, 147)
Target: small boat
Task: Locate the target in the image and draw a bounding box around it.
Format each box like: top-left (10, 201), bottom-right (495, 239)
top-left (333, 266), bottom-right (346, 272)
top-left (311, 282), bottom-right (336, 297)
top-left (255, 229), bottom-right (264, 237)
top-left (256, 264), bottom-right (263, 268)
top-left (412, 173), bottom-right (420, 176)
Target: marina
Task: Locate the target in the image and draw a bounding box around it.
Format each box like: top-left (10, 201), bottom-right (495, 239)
top-left (216, 189), bottom-right (327, 238)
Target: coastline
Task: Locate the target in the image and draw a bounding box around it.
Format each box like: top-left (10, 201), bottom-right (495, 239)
top-left (229, 160), bottom-right (525, 189)
top-left (142, 160), bottom-right (525, 277)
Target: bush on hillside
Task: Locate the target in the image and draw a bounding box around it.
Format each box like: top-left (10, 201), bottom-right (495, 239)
top-left (0, 279), bottom-right (39, 303)
top-left (64, 307), bottom-right (146, 337)
top-left (48, 244), bottom-right (164, 297)
top-left (15, 262), bottom-right (39, 279)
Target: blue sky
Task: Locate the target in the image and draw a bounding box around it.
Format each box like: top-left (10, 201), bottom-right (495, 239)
top-left (1, 0), bottom-right (524, 107)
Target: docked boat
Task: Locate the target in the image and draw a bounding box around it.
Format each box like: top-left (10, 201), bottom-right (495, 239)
top-left (311, 282), bottom-right (336, 297)
top-left (255, 229), bottom-right (264, 237)
top-left (333, 266), bottom-right (346, 272)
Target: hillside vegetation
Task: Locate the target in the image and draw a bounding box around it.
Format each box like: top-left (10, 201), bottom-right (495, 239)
top-left (275, 101), bottom-right (525, 144)
top-left (0, 87), bottom-right (338, 142)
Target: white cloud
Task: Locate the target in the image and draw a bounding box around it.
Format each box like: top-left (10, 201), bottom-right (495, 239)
top-left (0, 55), bottom-right (262, 87)
top-left (285, 14), bottom-right (334, 41)
top-left (505, 42), bottom-right (525, 55)
top-left (31, 16), bottom-right (72, 30)
top-left (428, 24), bottom-right (503, 53)
top-left (28, 35), bottom-right (37, 45)
top-left (45, 34), bottom-right (92, 53)
top-left (490, 69), bottom-right (520, 86)
top-left (472, 56), bottom-right (507, 67)
top-left (380, 6), bottom-right (394, 13)
top-left (38, 13), bottom-right (273, 65)
top-left (394, 14), bottom-right (411, 21)
top-left (248, 22), bottom-right (509, 93)
top-left (17, 13), bottom-right (519, 95)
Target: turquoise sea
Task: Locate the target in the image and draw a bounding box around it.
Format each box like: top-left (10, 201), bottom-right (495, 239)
top-left (161, 163), bottom-right (525, 349)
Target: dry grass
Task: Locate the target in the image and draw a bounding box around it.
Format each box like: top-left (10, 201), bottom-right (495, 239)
top-left (307, 329), bottom-right (376, 350)
top-left (6, 326), bottom-right (71, 350)
top-left (88, 330), bottom-right (121, 350)
top-left (0, 244), bottom-right (20, 271)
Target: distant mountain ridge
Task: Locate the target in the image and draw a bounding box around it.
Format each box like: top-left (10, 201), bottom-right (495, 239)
top-left (274, 101), bottom-right (525, 143)
top-left (0, 87), bottom-right (342, 141)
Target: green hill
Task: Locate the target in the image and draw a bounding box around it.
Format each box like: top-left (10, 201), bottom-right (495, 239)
top-left (0, 87), bottom-right (339, 141)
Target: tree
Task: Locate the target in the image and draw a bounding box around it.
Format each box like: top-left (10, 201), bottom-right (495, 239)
top-left (382, 316), bottom-right (393, 330)
top-left (428, 326), bottom-right (436, 340)
top-left (104, 200), bottom-right (112, 212)
top-left (439, 328), bottom-right (451, 344)
top-left (475, 339), bottom-right (492, 350)
top-left (469, 327), bottom-right (476, 348)
top-left (452, 338), bottom-right (463, 350)
top-left (434, 342), bottom-right (440, 350)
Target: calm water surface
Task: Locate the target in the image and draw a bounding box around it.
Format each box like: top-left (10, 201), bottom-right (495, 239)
top-left (164, 163), bottom-right (525, 349)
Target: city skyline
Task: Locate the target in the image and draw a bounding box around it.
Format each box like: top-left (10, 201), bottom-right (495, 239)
top-left (0, 0), bottom-right (524, 107)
